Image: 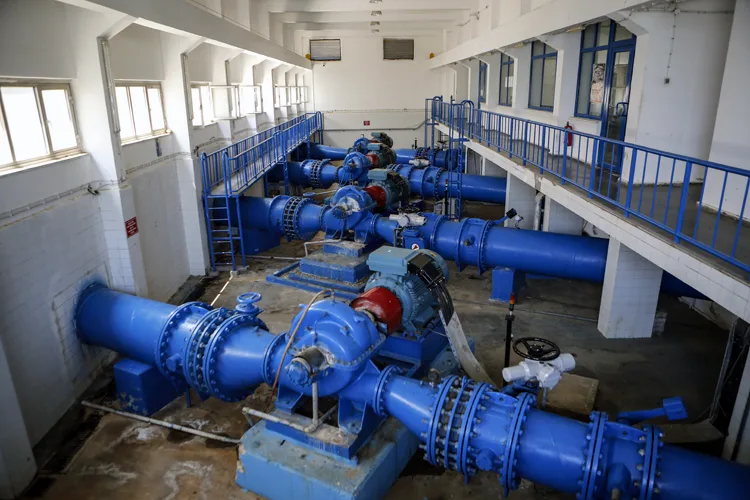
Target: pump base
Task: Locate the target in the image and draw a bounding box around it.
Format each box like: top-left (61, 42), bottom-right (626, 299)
top-left (113, 359), bottom-right (181, 416)
top-left (490, 267), bottom-right (526, 302)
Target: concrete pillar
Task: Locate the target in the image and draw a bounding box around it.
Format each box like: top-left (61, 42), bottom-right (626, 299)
top-left (598, 238), bottom-right (662, 339)
top-left (0, 338), bottom-right (36, 499)
top-left (68, 9), bottom-right (149, 296)
top-left (504, 175), bottom-right (536, 229)
top-left (478, 53), bottom-right (502, 109)
top-left (482, 158), bottom-right (507, 178)
top-left (461, 59), bottom-right (481, 107)
top-left (543, 198), bottom-right (583, 235)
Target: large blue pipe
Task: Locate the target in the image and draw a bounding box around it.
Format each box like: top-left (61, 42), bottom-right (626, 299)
top-left (386, 164), bottom-right (506, 204)
top-left (76, 286), bottom-right (750, 499)
top-left (308, 144), bottom-right (348, 161)
top-left (394, 148), bottom-right (452, 168)
top-left (235, 195), bottom-right (701, 297)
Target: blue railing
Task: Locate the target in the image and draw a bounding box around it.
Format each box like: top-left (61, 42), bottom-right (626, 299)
top-left (429, 100), bottom-right (750, 277)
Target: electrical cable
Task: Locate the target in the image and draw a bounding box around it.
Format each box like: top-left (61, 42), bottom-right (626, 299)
top-left (264, 289), bottom-right (332, 412)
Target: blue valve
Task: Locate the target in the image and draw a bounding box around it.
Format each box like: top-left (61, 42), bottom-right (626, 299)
top-left (236, 292), bottom-right (263, 317)
top-left (616, 396), bottom-right (688, 424)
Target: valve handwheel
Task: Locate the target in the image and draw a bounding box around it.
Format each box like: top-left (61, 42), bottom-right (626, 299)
top-left (512, 337), bottom-right (560, 362)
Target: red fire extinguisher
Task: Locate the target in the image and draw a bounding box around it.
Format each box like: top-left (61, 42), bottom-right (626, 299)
top-left (564, 121), bottom-right (574, 147)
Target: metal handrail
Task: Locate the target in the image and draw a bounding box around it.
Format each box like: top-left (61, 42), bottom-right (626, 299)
top-left (429, 100), bottom-right (750, 277)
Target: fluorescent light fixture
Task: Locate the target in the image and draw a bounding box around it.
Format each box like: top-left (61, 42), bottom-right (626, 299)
top-left (371, 10), bottom-right (382, 16)
top-left (370, 21), bottom-right (380, 26)
top-left (369, 0), bottom-right (383, 3)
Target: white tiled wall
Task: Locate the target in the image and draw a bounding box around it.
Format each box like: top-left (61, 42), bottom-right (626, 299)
top-left (0, 193), bottom-right (113, 444)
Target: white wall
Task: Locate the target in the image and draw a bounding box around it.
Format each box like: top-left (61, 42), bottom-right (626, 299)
top-left (311, 35), bottom-right (442, 149)
top-left (704, 0), bottom-right (750, 218)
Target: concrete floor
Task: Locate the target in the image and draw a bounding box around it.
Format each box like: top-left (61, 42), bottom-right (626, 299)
top-left (26, 222), bottom-right (729, 500)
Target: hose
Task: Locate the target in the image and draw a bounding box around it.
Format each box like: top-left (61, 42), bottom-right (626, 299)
top-left (264, 289), bottom-right (332, 412)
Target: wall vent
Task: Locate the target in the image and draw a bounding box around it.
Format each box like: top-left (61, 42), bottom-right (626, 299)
top-left (310, 39), bottom-right (341, 61)
top-left (383, 38), bottom-right (414, 60)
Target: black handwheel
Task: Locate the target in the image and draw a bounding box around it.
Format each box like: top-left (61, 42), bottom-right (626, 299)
top-left (512, 337), bottom-right (560, 362)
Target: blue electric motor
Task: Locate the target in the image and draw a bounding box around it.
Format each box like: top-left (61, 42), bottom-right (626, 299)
top-left (365, 246), bottom-right (449, 335)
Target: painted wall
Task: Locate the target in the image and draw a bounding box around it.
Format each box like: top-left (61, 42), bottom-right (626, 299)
top-left (310, 35), bottom-right (442, 149)
top-left (704, 0), bottom-right (750, 218)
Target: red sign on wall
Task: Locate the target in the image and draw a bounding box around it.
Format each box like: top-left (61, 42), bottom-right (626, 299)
top-left (125, 217), bottom-right (139, 238)
top-left (363, 120), bottom-right (370, 126)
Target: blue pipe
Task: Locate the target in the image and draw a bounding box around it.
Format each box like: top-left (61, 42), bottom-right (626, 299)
top-left (308, 144), bottom-right (348, 161)
top-left (235, 195), bottom-right (702, 297)
top-left (386, 164), bottom-right (506, 204)
top-left (76, 287), bottom-right (749, 499)
top-left (394, 148), bottom-right (453, 168)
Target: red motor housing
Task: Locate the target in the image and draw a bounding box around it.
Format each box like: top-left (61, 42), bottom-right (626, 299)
top-left (350, 287), bottom-right (403, 334)
top-left (363, 185), bottom-right (386, 210)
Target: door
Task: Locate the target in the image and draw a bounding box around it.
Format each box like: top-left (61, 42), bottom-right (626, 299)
top-left (600, 46), bottom-right (635, 173)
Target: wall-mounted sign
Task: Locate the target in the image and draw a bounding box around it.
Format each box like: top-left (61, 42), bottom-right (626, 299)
top-left (590, 63), bottom-right (606, 104)
top-left (125, 217), bottom-right (139, 238)
top-left (363, 120), bottom-right (370, 126)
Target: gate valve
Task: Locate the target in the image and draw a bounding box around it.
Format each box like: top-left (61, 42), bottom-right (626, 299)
top-left (615, 396), bottom-right (688, 424)
top-left (236, 292), bottom-right (264, 319)
top-left (502, 337), bottom-right (574, 390)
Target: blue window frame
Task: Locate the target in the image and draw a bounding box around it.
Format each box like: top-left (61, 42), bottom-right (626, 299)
top-left (528, 41), bottom-right (557, 111)
top-left (478, 61), bottom-right (487, 104)
top-left (575, 20), bottom-right (636, 119)
top-left (499, 53), bottom-right (514, 106)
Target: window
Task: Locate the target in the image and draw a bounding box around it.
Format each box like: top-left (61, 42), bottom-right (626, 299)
top-left (0, 82), bottom-right (79, 169)
top-left (239, 85), bottom-right (263, 115)
top-left (300, 86), bottom-right (309, 103)
top-left (274, 86), bottom-right (290, 108)
top-left (478, 61), bottom-right (487, 104)
top-left (528, 41), bottom-right (557, 111)
top-left (575, 21), bottom-right (635, 119)
top-left (290, 87), bottom-right (301, 105)
top-left (115, 83), bottom-right (167, 142)
top-left (191, 84), bottom-right (214, 127)
top-left (310, 39), bottom-right (341, 61)
top-left (383, 38), bottom-right (414, 60)
top-left (499, 53), bottom-right (514, 106)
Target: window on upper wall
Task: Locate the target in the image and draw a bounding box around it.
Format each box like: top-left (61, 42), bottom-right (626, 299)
top-left (528, 41), bottom-right (557, 111)
top-left (300, 86), bottom-right (309, 103)
top-left (190, 84), bottom-right (214, 127)
top-left (274, 86), bottom-right (290, 108)
top-left (310, 39), bottom-right (342, 61)
top-left (383, 38), bottom-right (414, 60)
top-left (575, 20), bottom-right (635, 119)
top-left (0, 82), bottom-right (80, 170)
top-left (239, 85), bottom-right (263, 115)
top-left (115, 83), bottom-right (167, 142)
top-left (499, 53), bottom-right (514, 106)
top-left (478, 61), bottom-right (487, 104)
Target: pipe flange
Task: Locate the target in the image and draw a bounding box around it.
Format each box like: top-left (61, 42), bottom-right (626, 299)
top-left (429, 215), bottom-right (448, 250)
top-left (476, 220), bottom-right (493, 275)
top-left (454, 218), bottom-right (471, 271)
top-left (502, 392), bottom-right (536, 495)
top-left (640, 424), bottom-right (664, 500)
top-left (426, 375), bottom-right (460, 465)
top-left (373, 365), bottom-right (403, 417)
top-left (184, 308), bottom-right (235, 394)
top-left (308, 159), bottom-right (324, 188)
top-left (415, 147), bottom-right (429, 159)
top-left (262, 333), bottom-right (289, 385)
top-left (440, 377), bottom-right (472, 471)
top-left (579, 411), bottom-right (608, 500)
top-left (430, 168), bottom-right (446, 200)
top-left (282, 197), bottom-right (312, 240)
top-left (456, 382), bottom-right (492, 476)
top-left (203, 313), bottom-right (267, 402)
top-left (155, 302), bottom-right (211, 387)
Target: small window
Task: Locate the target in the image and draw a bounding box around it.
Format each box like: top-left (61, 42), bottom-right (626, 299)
top-left (190, 84), bottom-right (214, 127)
top-left (290, 87), bottom-right (301, 105)
top-left (499, 53), bottom-right (514, 106)
top-left (310, 39), bottom-right (341, 61)
top-left (210, 86), bottom-right (239, 120)
top-left (115, 83), bottom-right (168, 142)
top-left (478, 61), bottom-right (487, 104)
top-left (528, 41), bottom-right (557, 111)
top-left (383, 38), bottom-right (414, 60)
top-left (575, 21), bottom-right (635, 119)
top-left (239, 85), bottom-right (263, 115)
top-left (274, 86), bottom-right (290, 108)
top-left (300, 86), bottom-right (309, 104)
top-left (0, 82), bottom-right (80, 169)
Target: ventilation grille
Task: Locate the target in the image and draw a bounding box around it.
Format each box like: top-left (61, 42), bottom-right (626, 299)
top-left (383, 38), bottom-right (414, 60)
top-left (310, 39), bottom-right (341, 61)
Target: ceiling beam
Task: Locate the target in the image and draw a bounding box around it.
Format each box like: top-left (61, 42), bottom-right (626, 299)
top-left (264, 0), bottom-right (474, 13)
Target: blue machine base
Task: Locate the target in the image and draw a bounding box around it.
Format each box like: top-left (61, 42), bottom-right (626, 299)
top-left (490, 267), bottom-right (527, 302)
top-left (235, 345), bottom-right (462, 500)
top-left (237, 417), bottom-right (417, 500)
top-left (113, 359), bottom-right (181, 416)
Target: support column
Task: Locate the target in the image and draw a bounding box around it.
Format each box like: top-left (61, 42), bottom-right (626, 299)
top-left (543, 198), bottom-right (583, 235)
top-left (725, 348), bottom-right (750, 464)
top-left (482, 158), bottom-right (507, 178)
top-left (504, 175), bottom-right (536, 229)
top-left (598, 238), bottom-right (662, 339)
top-left (0, 338), bottom-right (35, 499)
